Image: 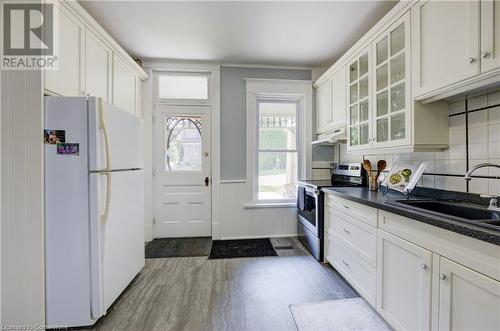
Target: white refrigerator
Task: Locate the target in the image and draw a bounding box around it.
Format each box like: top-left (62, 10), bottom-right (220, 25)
top-left (44, 96), bottom-right (145, 327)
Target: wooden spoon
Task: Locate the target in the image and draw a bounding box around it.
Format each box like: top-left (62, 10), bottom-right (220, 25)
top-left (376, 160), bottom-right (387, 180)
top-left (362, 159), bottom-right (372, 175)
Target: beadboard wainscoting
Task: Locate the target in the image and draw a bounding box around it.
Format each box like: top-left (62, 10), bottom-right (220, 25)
top-left (218, 182), bottom-right (297, 239)
top-left (1, 71), bottom-right (45, 325)
top-left (337, 90), bottom-right (500, 195)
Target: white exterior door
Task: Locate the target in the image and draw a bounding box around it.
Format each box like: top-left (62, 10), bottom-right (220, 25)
top-left (153, 105), bottom-right (211, 238)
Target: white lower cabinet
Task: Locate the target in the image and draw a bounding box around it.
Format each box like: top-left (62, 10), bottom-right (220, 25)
top-left (324, 194), bottom-right (500, 331)
top-left (326, 234), bottom-right (377, 306)
top-left (324, 196), bottom-right (378, 306)
top-left (438, 257), bottom-right (500, 331)
top-left (377, 229), bottom-right (432, 331)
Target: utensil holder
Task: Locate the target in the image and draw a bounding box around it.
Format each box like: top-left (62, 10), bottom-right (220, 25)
top-left (369, 176), bottom-right (378, 191)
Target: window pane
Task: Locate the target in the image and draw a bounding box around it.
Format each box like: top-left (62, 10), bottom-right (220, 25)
top-left (158, 75), bottom-right (208, 100)
top-left (390, 23), bottom-right (405, 56)
top-left (258, 102), bottom-right (296, 150)
top-left (390, 83), bottom-right (405, 112)
top-left (377, 36), bottom-right (388, 65)
top-left (164, 116), bottom-right (202, 171)
top-left (359, 53), bottom-right (369, 77)
top-left (391, 112), bottom-right (405, 140)
top-left (390, 53), bottom-right (405, 84)
top-left (377, 64), bottom-right (388, 91)
top-left (258, 151), bottom-right (297, 200)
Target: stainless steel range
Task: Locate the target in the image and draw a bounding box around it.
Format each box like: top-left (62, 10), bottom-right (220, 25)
top-left (297, 163), bottom-right (367, 261)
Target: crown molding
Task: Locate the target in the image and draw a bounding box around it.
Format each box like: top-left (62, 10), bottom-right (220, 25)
top-left (314, 0), bottom-right (416, 87)
top-left (61, 0), bottom-right (149, 80)
top-left (222, 63), bottom-right (312, 71)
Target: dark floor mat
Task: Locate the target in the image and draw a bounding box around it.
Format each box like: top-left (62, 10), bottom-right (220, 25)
top-left (145, 237), bottom-right (212, 258)
top-left (208, 238), bottom-right (277, 259)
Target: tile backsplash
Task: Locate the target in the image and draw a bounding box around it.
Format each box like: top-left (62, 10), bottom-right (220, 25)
top-left (336, 89), bottom-right (500, 195)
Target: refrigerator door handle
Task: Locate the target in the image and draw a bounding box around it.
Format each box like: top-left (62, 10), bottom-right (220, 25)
top-left (100, 172), bottom-right (112, 224)
top-left (99, 99), bottom-right (112, 171)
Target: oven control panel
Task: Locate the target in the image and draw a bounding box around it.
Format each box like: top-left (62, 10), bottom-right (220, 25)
top-left (330, 162), bottom-right (363, 177)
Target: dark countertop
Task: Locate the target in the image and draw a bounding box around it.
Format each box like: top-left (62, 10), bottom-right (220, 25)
top-left (321, 187), bottom-right (500, 246)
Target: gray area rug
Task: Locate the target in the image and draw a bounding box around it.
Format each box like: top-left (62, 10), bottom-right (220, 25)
top-left (145, 237), bottom-right (212, 258)
top-left (290, 297), bottom-right (392, 331)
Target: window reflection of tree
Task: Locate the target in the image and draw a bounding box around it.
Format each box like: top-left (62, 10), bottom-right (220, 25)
top-left (165, 116), bottom-right (202, 171)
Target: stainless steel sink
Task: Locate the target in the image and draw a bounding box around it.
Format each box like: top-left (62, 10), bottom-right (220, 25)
top-left (391, 199), bottom-right (500, 229)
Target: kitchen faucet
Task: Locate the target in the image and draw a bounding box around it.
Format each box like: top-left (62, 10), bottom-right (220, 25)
top-left (464, 163), bottom-right (500, 211)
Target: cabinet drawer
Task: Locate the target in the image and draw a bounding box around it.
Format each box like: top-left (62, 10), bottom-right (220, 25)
top-left (325, 234), bottom-right (377, 306)
top-left (325, 194), bottom-right (378, 227)
top-left (326, 209), bottom-right (377, 267)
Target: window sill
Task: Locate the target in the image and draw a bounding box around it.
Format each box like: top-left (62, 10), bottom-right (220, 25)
top-left (243, 202), bottom-right (296, 209)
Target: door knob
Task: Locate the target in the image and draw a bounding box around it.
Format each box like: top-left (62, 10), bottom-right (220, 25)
top-left (205, 177), bottom-right (210, 187)
top-left (468, 57), bottom-right (477, 64)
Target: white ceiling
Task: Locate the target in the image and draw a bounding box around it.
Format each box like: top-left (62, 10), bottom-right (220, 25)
top-left (79, 1), bottom-right (397, 67)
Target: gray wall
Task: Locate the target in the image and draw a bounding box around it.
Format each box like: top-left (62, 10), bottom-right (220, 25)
top-left (220, 66), bottom-right (311, 180)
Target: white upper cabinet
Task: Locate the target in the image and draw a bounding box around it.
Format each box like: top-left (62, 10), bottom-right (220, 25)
top-left (438, 257), bottom-right (500, 331)
top-left (330, 66), bottom-right (347, 130)
top-left (84, 30), bottom-right (111, 101)
top-left (412, 0), bottom-right (481, 98)
top-left (377, 230), bottom-right (432, 331)
top-left (44, 4), bottom-right (83, 96)
top-left (372, 14), bottom-right (411, 149)
top-left (43, 2), bottom-right (147, 117)
top-left (348, 48), bottom-right (372, 151)
top-left (346, 11), bottom-right (449, 154)
top-left (316, 80), bottom-right (331, 134)
top-left (113, 54), bottom-right (137, 115)
top-left (480, 0), bottom-right (500, 73)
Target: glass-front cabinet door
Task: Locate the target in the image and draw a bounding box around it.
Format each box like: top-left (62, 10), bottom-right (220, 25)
top-left (372, 13), bottom-right (411, 149)
top-left (348, 47), bottom-right (371, 150)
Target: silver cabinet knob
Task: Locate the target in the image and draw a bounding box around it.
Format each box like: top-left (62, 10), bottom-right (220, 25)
top-left (481, 51), bottom-right (490, 59)
top-left (343, 205), bottom-right (350, 209)
top-left (440, 274), bottom-right (446, 280)
top-left (420, 263), bottom-right (427, 270)
top-left (468, 57), bottom-right (477, 64)
top-left (343, 228), bottom-right (351, 234)
top-left (342, 259), bottom-right (349, 266)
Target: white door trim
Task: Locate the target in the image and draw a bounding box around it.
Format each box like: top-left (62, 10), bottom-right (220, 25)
top-left (146, 62), bottom-right (221, 240)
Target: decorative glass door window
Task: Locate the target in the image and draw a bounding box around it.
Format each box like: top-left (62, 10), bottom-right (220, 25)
top-left (164, 115), bottom-right (202, 171)
top-left (349, 51), bottom-right (371, 148)
top-left (257, 101), bottom-right (298, 201)
top-left (374, 21), bottom-right (407, 143)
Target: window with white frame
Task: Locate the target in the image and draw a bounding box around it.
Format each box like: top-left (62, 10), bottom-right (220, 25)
top-left (257, 101), bottom-right (298, 201)
top-left (245, 78), bottom-right (312, 207)
top-left (157, 73), bottom-right (209, 101)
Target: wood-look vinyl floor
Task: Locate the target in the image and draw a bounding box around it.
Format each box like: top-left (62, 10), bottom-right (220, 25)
top-left (90, 237), bottom-right (358, 331)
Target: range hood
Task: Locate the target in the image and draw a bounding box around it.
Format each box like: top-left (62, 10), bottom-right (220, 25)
top-left (312, 127), bottom-right (347, 145)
